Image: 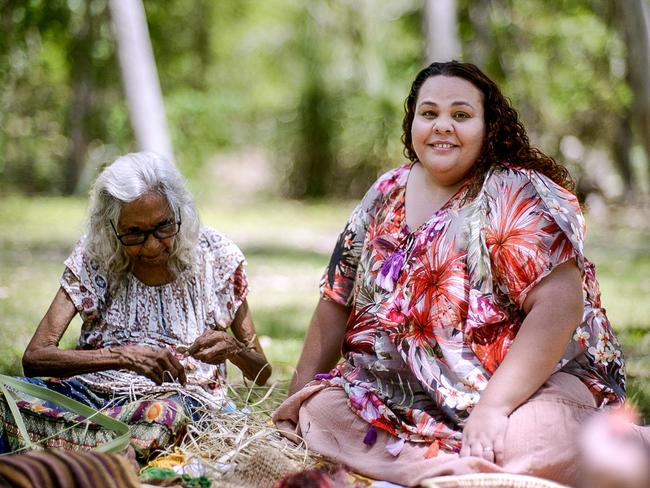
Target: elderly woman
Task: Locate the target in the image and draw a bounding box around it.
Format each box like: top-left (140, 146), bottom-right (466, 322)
top-left (0, 152), bottom-right (270, 457)
top-left (274, 61), bottom-right (649, 486)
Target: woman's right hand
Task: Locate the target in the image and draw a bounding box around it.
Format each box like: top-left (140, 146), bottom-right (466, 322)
top-left (115, 345), bottom-right (187, 386)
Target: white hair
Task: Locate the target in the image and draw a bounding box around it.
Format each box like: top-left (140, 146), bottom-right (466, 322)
top-left (85, 151), bottom-right (200, 282)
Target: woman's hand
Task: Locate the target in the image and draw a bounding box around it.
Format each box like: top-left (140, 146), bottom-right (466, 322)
top-left (187, 330), bottom-right (245, 364)
top-left (117, 345), bottom-right (187, 386)
top-left (460, 404), bottom-right (509, 464)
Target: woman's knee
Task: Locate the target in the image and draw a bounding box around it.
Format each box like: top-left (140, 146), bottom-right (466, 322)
top-left (501, 374), bottom-right (599, 483)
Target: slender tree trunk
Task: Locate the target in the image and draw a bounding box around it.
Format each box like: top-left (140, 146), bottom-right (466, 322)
top-left (613, 111), bottom-right (635, 195)
top-left (66, 76), bottom-right (92, 194)
top-left (287, 6), bottom-right (336, 199)
top-left (466, 1), bottom-right (492, 69)
top-left (615, 0), bottom-right (650, 192)
top-left (108, 0), bottom-right (174, 163)
top-left (64, 0), bottom-right (95, 195)
top-left (292, 77), bottom-right (334, 198)
top-left (422, 0), bottom-right (461, 63)
top-left (193, 0), bottom-right (212, 90)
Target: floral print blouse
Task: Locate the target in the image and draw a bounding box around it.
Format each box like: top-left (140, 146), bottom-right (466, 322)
top-left (319, 163), bottom-right (625, 452)
top-left (59, 227), bottom-right (248, 404)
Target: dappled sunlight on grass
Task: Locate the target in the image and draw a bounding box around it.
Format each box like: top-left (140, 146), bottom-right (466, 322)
top-left (595, 258), bottom-right (650, 330)
top-left (199, 199), bottom-right (354, 254)
top-left (0, 196), bottom-right (87, 247)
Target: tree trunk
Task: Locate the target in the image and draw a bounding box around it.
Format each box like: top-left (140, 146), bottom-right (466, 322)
top-left (613, 111), bottom-right (635, 195)
top-left (108, 0), bottom-right (174, 163)
top-left (66, 76), bottom-right (92, 194)
top-left (287, 6), bottom-right (337, 199)
top-left (615, 0), bottom-right (650, 191)
top-left (466, 1), bottom-right (493, 70)
top-left (422, 0), bottom-right (461, 63)
top-left (63, 1), bottom-right (94, 195)
top-left (291, 77), bottom-right (334, 199)
top-left (193, 0), bottom-right (212, 90)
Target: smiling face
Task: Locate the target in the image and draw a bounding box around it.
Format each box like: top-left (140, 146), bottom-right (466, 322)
top-left (116, 190), bottom-right (176, 274)
top-left (410, 75), bottom-right (485, 188)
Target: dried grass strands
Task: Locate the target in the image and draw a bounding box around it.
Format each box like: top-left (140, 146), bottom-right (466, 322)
top-left (168, 379), bottom-right (328, 483)
top-left (77, 371), bottom-right (230, 411)
top-left (75, 371), bottom-right (326, 482)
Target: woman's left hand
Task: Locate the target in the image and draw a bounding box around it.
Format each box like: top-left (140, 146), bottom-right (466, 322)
top-left (459, 403), bottom-right (509, 465)
top-left (187, 330), bottom-right (245, 364)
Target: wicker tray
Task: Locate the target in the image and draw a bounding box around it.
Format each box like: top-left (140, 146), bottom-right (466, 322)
top-left (420, 473), bottom-right (569, 488)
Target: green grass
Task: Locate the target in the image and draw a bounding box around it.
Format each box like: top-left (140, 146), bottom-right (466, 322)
top-left (1, 195), bottom-right (649, 420)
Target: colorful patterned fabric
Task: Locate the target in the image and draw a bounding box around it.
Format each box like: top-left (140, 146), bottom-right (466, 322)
top-left (0, 377), bottom-right (187, 458)
top-left (319, 163), bottom-right (625, 452)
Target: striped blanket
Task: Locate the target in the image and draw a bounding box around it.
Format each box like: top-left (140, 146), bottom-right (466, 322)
top-left (0, 449), bottom-right (139, 487)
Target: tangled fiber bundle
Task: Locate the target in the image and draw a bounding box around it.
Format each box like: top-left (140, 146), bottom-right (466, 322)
top-left (77, 371), bottom-right (231, 411)
top-left (143, 379), bottom-right (333, 487)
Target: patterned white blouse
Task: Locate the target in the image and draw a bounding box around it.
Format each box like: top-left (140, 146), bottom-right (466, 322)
top-left (59, 227), bottom-right (248, 406)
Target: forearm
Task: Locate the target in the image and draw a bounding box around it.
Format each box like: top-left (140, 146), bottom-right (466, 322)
top-left (289, 298), bottom-right (350, 395)
top-left (22, 345), bottom-right (129, 378)
top-left (23, 287), bottom-right (131, 378)
top-left (226, 300), bottom-right (271, 385)
top-left (230, 348), bottom-right (271, 385)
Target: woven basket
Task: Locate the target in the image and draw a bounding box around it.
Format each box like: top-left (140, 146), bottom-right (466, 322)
top-left (420, 473), bottom-right (570, 488)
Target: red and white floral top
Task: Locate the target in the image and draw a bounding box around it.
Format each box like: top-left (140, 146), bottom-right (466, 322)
top-left (319, 163), bottom-right (625, 452)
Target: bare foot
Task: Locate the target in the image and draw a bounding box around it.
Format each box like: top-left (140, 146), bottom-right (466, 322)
top-left (579, 405), bottom-right (650, 488)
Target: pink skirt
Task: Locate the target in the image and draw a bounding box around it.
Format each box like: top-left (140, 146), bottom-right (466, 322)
top-left (273, 372), bottom-right (639, 486)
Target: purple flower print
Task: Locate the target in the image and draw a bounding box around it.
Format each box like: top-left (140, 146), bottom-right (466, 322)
top-left (426, 212), bottom-right (447, 241)
top-left (377, 249), bottom-right (406, 292)
top-left (314, 373), bottom-right (335, 381)
top-left (465, 289), bottom-right (506, 333)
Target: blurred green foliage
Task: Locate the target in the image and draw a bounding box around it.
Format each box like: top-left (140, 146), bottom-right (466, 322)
top-left (1, 0), bottom-right (644, 199)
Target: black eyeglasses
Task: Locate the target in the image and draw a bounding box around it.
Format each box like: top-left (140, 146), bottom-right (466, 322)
top-left (110, 213), bottom-right (182, 246)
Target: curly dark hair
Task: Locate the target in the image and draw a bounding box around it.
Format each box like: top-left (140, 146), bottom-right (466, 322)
top-left (402, 61), bottom-right (575, 197)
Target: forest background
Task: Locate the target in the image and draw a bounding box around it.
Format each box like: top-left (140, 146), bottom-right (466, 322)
top-left (1, 0), bottom-right (650, 419)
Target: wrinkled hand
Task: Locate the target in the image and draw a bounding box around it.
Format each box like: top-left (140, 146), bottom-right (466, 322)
top-left (460, 404), bottom-right (509, 465)
top-left (187, 330), bottom-right (245, 364)
top-left (118, 345), bottom-right (187, 386)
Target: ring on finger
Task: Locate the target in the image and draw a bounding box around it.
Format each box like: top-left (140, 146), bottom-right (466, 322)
top-left (482, 447), bottom-right (493, 452)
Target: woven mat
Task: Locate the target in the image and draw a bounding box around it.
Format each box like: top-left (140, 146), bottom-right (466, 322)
top-left (212, 445), bottom-right (320, 488)
top-left (420, 473), bottom-right (570, 488)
